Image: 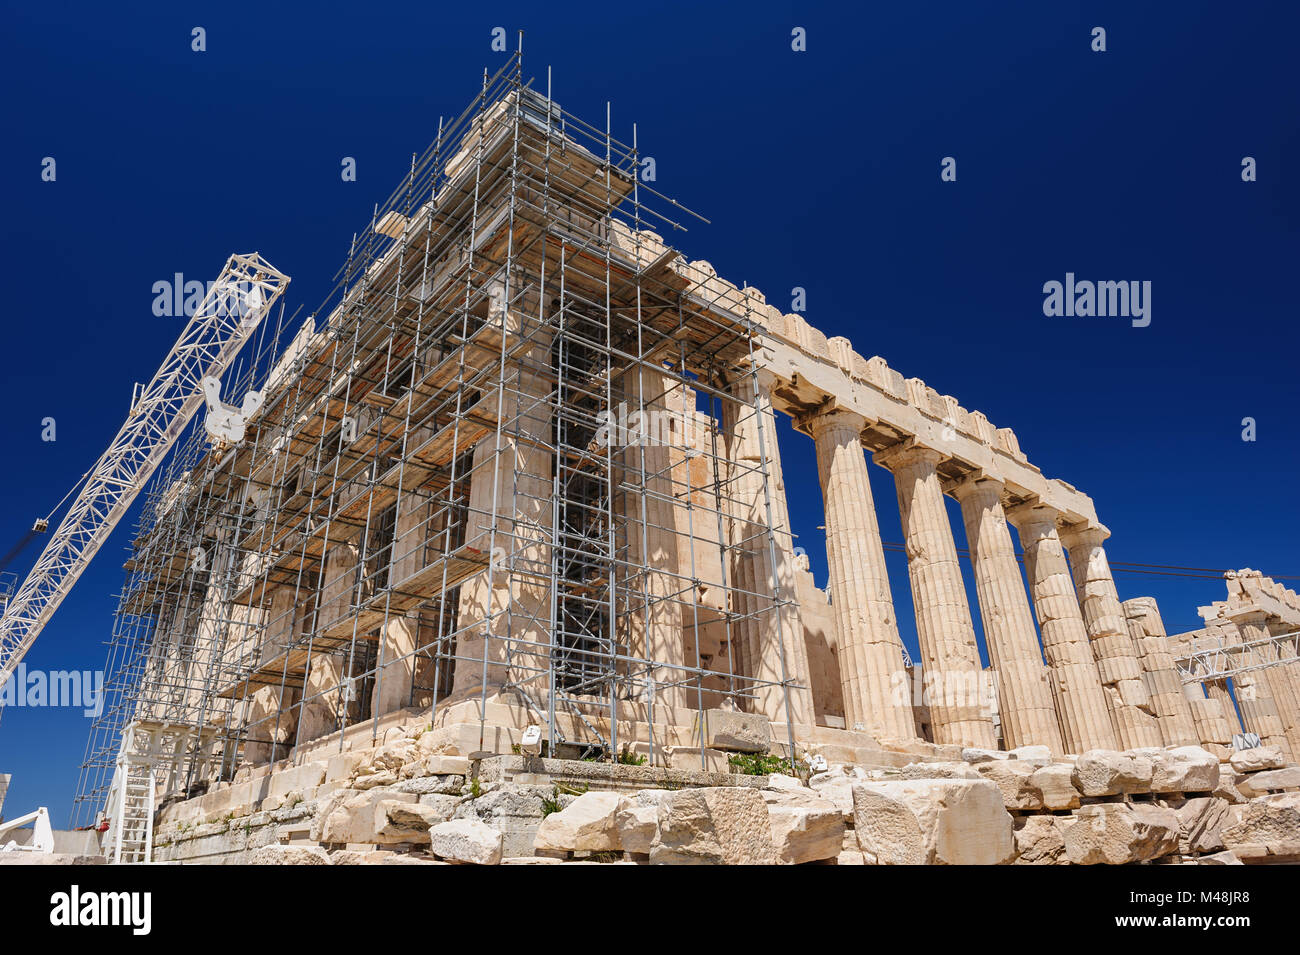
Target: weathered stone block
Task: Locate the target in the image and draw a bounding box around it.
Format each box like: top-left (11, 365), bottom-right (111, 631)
top-left (1169, 796), bottom-right (1230, 854)
top-left (247, 845), bottom-right (332, 865)
top-left (1009, 745), bottom-right (1053, 767)
top-left (376, 800), bottom-right (445, 844)
top-left (317, 789), bottom-right (418, 844)
top-left (325, 752), bottom-right (366, 783)
top-left (1071, 750), bottom-right (1153, 796)
top-left (808, 766), bottom-right (868, 817)
top-left (1228, 746), bottom-right (1285, 774)
top-left (429, 819), bottom-right (503, 865)
top-left (700, 709), bottom-right (770, 753)
top-left (1222, 792), bottom-right (1300, 845)
top-left (533, 791), bottom-right (624, 853)
top-left (1145, 746), bottom-right (1219, 793)
top-left (453, 784), bottom-right (558, 859)
top-left (1063, 803), bottom-right (1179, 864)
top-left (762, 789), bottom-right (843, 864)
top-left (268, 763), bottom-right (326, 800)
top-left (612, 790), bottom-right (671, 855)
top-left (975, 760), bottom-right (1043, 811)
top-left (1241, 767), bottom-right (1300, 792)
top-left (851, 778), bottom-right (1015, 865)
top-left (1030, 764), bottom-right (1081, 810)
top-left (898, 761), bottom-right (981, 781)
top-left (1013, 815), bottom-right (1067, 865)
top-left (650, 788), bottom-right (779, 865)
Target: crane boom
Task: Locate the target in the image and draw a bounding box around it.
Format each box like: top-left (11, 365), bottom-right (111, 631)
top-left (0, 252), bottom-right (289, 689)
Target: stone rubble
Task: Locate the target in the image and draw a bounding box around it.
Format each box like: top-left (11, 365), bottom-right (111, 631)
top-left (143, 713), bottom-right (1300, 866)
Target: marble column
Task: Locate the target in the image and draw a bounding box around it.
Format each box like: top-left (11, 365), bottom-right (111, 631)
top-left (1121, 597), bottom-right (1200, 747)
top-left (875, 442), bottom-right (995, 748)
top-left (1006, 504), bottom-right (1118, 753)
top-left (372, 489), bottom-right (433, 718)
top-left (450, 332), bottom-right (554, 704)
top-left (299, 541), bottom-right (359, 743)
top-left (1060, 525), bottom-right (1164, 749)
top-left (618, 365), bottom-right (687, 713)
top-left (1265, 616), bottom-right (1300, 753)
top-left (243, 585), bottom-right (301, 764)
top-left (1206, 681), bottom-right (1245, 736)
top-left (723, 370), bottom-right (814, 728)
top-left (950, 475), bottom-right (1063, 752)
top-left (1235, 611), bottom-right (1300, 760)
top-left (807, 409), bottom-right (916, 742)
top-left (1183, 684), bottom-right (1235, 756)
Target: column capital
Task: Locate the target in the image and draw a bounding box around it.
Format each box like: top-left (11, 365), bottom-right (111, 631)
top-left (873, 438), bottom-right (944, 472)
top-left (800, 406), bottom-right (869, 438)
top-left (1003, 500), bottom-right (1061, 534)
top-left (1058, 522), bottom-right (1111, 549)
top-left (945, 470), bottom-right (1005, 503)
top-left (751, 365), bottom-right (783, 394)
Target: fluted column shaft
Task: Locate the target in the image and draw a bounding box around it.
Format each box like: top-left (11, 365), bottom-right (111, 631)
top-left (723, 372), bottom-right (814, 727)
top-left (951, 476), bottom-right (1063, 752)
top-left (451, 334), bottom-right (554, 703)
top-left (300, 541), bottom-right (359, 744)
top-left (619, 366), bottom-right (686, 711)
top-left (1007, 505), bottom-right (1117, 753)
top-left (1060, 527), bottom-right (1164, 749)
top-left (876, 443), bottom-right (995, 748)
top-left (1121, 596), bottom-right (1200, 746)
top-left (808, 410), bottom-right (916, 742)
top-left (1235, 611), bottom-right (1300, 760)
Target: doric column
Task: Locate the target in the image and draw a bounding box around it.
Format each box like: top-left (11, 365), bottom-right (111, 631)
top-left (299, 541), bottom-right (359, 743)
top-left (1163, 626), bottom-right (1234, 754)
top-left (875, 442), bottom-right (995, 748)
top-left (1183, 684), bottom-right (1235, 757)
top-left (1205, 680), bottom-right (1245, 736)
top-left (1121, 597), bottom-right (1200, 746)
top-left (372, 489), bottom-right (433, 718)
top-left (243, 585), bottom-right (301, 764)
top-left (1264, 616), bottom-right (1300, 754)
top-left (949, 475), bottom-right (1063, 753)
top-left (723, 370), bottom-right (814, 728)
top-left (1234, 611), bottom-right (1300, 759)
top-left (806, 409), bottom-right (916, 742)
top-left (450, 333), bottom-right (554, 704)
top-left (1006, 504), bottom-right (1117, 753)
top-left (1060, 525), bottom-right (1164, 749)
top-left (616, 365), bottom-right (687, 712)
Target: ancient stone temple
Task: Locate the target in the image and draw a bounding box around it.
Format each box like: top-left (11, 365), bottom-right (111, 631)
top-left (69, 59), bottom-right (1300, 865)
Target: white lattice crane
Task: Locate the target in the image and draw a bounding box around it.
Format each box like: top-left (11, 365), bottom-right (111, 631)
top-left (0, 252), bottom-right (289, 691)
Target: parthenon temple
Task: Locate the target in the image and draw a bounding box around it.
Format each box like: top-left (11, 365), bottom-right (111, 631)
top-left (70, 60), bottom-right (1300, 865)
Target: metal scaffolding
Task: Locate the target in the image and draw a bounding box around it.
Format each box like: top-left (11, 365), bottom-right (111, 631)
top-left (73, 52), bottom-right (803, 825)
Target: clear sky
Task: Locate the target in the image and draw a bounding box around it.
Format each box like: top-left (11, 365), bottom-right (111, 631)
top-left (1, 1), bottom-right (1296, 824)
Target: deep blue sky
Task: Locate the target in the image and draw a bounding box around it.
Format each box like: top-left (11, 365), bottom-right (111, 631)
top-left (1, 2), bottom-right (1295, 823)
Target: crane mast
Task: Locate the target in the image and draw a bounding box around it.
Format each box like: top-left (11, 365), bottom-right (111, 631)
top-left (0, 252), bottom-right (289, 689)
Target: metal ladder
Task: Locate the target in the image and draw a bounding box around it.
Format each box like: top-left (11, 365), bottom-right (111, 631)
top-left (109, 763), bottom-right (156, 864)
top-left (103, 721), bottom-right (170, 864)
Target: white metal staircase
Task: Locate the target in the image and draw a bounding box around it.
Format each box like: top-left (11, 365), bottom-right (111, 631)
top-left (103, 720), bottom-right (195, 864)
top-left (109, 762), bottom-right (156, 864)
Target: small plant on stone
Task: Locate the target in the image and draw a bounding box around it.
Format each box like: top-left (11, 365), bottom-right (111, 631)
top-left (727, 753), bottom-right (793, 776)
top-left (468, 776), bottom-right (483, 799)
top-left (617, 748), bottom-right (646, 766)
top-left (540, 787), bottom-right (562, 818)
